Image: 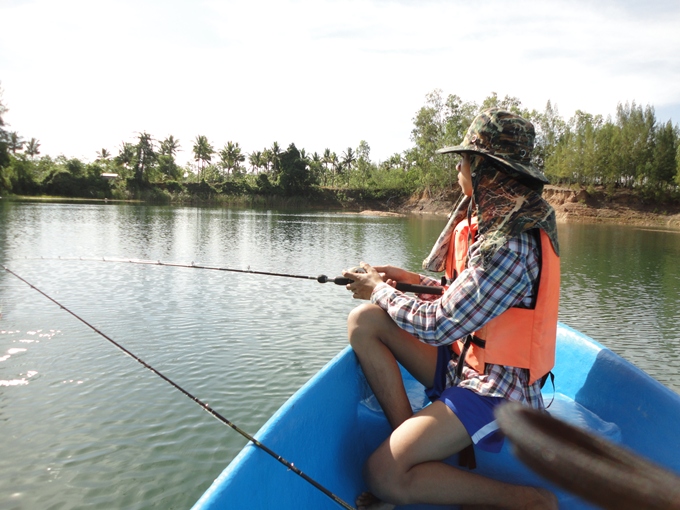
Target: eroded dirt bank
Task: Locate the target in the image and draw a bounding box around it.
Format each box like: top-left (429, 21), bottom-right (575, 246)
top-left (369, 186), bottom-right (680, 229)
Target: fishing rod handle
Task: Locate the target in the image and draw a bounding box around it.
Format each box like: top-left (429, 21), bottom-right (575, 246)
top-left (332, 276), bottom-right (443, 295)
top-left (395, 282), bottom-right (443, 295)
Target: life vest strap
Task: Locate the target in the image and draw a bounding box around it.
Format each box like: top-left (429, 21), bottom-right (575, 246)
top-left (470, 335), bottom-right (487, 348)
top-left (540, 371), bottom-right (556, 408)
top-left (454, 335), bottom-right (473, 382)
top-left (455, 334), bottom-right (489, 382)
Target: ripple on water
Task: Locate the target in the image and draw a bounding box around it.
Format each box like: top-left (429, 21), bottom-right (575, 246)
top-left (2, 207), bottom-right (679, 510)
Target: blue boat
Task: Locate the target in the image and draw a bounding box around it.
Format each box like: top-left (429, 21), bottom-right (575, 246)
top-left (192, 323), bottom-right (680, 510)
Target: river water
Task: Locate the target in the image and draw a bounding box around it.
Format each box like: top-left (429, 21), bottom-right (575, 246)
top-left (1, 200), bottom-right (679, 509)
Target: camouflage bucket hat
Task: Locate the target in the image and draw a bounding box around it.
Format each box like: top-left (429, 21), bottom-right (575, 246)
top-left (437, 108), bottom-right (549, 184)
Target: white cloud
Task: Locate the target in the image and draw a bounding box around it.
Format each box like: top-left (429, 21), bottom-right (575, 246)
top-left (1, 0), bottom-right (679, 166)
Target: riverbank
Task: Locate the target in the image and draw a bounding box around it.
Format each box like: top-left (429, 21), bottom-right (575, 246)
top-left (378, 186), bottom-right (680, 229)
top-left (5, 185), bottom-right (680, 228)
top-left (543, 186), bottom-right (680, 228)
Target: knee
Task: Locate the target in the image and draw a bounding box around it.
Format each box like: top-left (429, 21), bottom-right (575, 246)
top-left (348, 302), bottom-right (382, 325)
top-left (347, 303), bottom-right (384, 348)
top-left (363, 448), bottom-right (409, 505)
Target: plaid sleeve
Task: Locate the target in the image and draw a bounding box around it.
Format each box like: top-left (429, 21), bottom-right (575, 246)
top-left (371, 232), bottom-right (539, 346)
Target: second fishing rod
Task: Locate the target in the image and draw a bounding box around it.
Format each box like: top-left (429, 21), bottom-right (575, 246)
top-left (37, 256), bottom-right (445, 295)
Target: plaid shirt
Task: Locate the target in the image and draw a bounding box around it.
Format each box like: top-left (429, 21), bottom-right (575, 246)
top-left (371, 230), bottom-right (545, 409)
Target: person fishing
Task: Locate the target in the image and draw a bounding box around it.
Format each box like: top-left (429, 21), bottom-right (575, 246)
top-left (344, 108), bottom-right (561, 510)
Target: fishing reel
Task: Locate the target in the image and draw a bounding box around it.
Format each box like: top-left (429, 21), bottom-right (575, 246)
top-left (316, 265), bottom-right (365, 285)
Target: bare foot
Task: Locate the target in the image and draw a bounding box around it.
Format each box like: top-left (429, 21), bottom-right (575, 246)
top-left (355, 491), bottom-right (395, 510)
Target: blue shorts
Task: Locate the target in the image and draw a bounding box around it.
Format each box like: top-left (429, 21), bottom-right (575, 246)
top-left (425, 345), bottom-right (506, 453)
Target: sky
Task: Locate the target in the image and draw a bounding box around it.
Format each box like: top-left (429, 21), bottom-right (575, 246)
top-left (1, 0), bottom-right (680, 167)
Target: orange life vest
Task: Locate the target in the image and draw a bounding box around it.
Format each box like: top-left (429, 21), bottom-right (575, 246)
top-left (445, 217), bottom-right (560, 384)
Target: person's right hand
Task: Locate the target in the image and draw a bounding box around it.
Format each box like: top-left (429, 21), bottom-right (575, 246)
top-left (371, 265), bottom-right (420, 286)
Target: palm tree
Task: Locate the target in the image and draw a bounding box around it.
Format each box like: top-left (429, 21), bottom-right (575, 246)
top-left (342, 147), bottom-right (356, 184)
top-left (0, 86), bottom-right (9, 168)
top-left (219, 141), bottom-right (246, 176)
top-left (270, 141), bottom-right (282, 177)
top-left (0, 85), bottom-right (7, 132)
top-left (116, 142), bottom-right (136, 172)
top-left (160, 135), bottom-right (180, 157)
top-left (310, 152), bottom-right (323, 184)
top-left (249, 150), bottom-right (263, 173)
top-left (262, 148), bottom-right (273, 174)
top-left (322, 148), bottom-right (332, 186)
top-left (134, 132), bottom-right (156, 182)
top-left (25, 138), bottom-right (40, 159)
top-left (330, 152), bottom-right (339, 186)
top-left (96, 148), bottom-right (111, 160)
top-left (192, 135), bottom-right (214, 181)
top-left (298, 148), bottom-right (310, 174)
top-left (8, 132), bottom-right (23, 153)
top-left (157, 136), bottom-right (181, 181)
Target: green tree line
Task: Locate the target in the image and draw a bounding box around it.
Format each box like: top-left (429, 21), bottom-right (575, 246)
top-left (1, 84), bottom-right (679, 203)
top-left (407, 90), bottom-right (680, 197)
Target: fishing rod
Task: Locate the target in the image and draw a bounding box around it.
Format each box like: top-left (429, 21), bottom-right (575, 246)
top-left (32, 256), bottom-right (445, 295)
top-left (1, 264), bottom-right (356, 510)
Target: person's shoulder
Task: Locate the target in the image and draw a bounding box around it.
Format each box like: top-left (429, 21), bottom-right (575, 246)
top-left (506, 230), bottom-right (539, 254)
top-left (468, 230), bottom-right (538, 269)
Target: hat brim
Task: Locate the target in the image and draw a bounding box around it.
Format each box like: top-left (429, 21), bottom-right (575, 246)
top-left (437, 145), bottom-right (549, 185)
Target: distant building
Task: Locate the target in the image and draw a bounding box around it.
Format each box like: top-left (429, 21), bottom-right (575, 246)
top-left (101, 173), bottom-right (119, 180)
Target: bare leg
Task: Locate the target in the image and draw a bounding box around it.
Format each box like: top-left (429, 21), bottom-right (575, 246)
top-left (348, 303), bottom-right (438, 429)
top-left (349, 303), bottom-right (438, 510)
top-left (365, 402), bottom-right (557, 509)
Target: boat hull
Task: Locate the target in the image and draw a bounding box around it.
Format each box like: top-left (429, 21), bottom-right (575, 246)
top-left (193, 323), bottom-right (680, 509)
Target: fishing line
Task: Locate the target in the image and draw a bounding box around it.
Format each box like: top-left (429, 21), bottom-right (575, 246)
top-left (28, 256), bottom-right (444, 295)
top-left (1, 264), bottom-right (356, 510)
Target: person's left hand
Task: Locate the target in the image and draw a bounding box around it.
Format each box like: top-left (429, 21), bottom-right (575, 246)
top-left (343, 262), bottom-right (385, 300)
